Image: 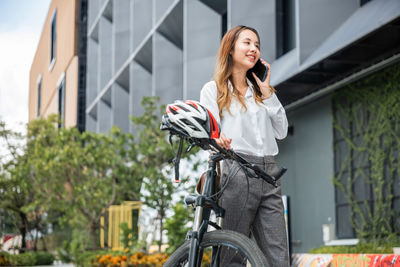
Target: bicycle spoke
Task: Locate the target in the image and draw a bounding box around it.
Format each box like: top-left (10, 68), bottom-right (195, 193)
top-left (213, 245), bottom-right (248, 266)
top-left (211, 245), bottom-right (221, 266)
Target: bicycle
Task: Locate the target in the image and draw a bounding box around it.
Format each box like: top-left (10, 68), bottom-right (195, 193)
top-left (160, 108), bottom-right (287, 267)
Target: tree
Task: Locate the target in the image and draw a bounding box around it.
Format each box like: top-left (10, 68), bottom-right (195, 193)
top-left (27, 115), bottom-right (142, 249)
top-left (165, 203), bottom-right (193, 254)
top-left (131, 96), bottom-right (199, 252)
top-left (0, 155), bottom-right (31, 251)
top-left (0, 121), bottom-right (47, 251)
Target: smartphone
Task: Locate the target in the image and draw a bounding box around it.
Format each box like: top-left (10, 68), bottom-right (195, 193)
top-left (247, 59), bottom-right (268, 82)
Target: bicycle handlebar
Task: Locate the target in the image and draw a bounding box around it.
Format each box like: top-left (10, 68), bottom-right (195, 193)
top-left (166, 131), bottom-right (286, 187)
top-left (208, 139), bottom-right (286, 187)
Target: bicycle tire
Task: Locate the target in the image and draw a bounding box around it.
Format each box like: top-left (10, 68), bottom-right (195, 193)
top-left (163, 230), bottom-right (268, 267)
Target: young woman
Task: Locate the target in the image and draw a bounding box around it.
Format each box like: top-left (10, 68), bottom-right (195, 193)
top-left (200, 25), bottom-right (289, 266)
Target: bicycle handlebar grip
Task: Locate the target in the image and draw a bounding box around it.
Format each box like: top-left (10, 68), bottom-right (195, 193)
top-left (250, 164), bottom-right (280, 187)
top-left (274, 167), bottom-right (287, 180)
top-left (174, 160), bottom-right (180, 182)
top-left (267, 167), bottom-right (287, 188)
top-left (173, 138), bottom-right (184, 183)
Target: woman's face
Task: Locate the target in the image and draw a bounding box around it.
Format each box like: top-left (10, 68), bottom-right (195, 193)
top-left (230, 29), bottom-right (260, 71)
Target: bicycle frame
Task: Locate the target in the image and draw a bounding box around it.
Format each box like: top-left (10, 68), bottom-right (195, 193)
top-left (186, 153), bottom-right (225, 267)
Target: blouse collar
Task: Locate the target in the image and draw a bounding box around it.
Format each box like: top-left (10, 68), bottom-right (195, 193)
top-left (228, 78), bottom-right (254, 98)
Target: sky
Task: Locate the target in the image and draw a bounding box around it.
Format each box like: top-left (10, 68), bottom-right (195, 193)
top-left (0, 0), bottom-right (51, 133)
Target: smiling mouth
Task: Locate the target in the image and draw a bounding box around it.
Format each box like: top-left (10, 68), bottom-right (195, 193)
top-left (247, 55), bottom-right (256, 61)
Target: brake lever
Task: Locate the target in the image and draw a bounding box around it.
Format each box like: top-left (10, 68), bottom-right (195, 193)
top-left (186, 144), bottom-right (195, 153)
top-left (169, 134), bottom-right (173, 145)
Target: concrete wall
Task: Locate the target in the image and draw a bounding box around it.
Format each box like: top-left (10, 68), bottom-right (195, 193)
top-left (296, 0), bottom-right (359, 63)
top-left (185, 0), bottom-right (220, 99)
top-left (229, 0), bottom-right (276, 62)
top-left (276, 96), bottom-right (335, 253)
top-left (86, 0), bottom-right (288, 132)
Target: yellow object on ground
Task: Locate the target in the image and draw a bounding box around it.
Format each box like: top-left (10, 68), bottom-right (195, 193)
top-left (100, 201), bottom-right (142, 250)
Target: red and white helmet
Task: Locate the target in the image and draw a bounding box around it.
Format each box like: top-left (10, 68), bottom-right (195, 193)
top-left (164, 100), bottom-right (220, 139)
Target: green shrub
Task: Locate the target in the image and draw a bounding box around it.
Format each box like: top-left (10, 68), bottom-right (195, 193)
top-left (38, 228), bottom-right (72, 252)
top-left (0, 251), bottom-right (54, 266)
top-left (309, 242), bottom-right (400, 254)
top-left (7, 252), bottom-right (36, 266)
top-left (309, 245), bottom-right (351, 254)
top-left (56, 240), bottom-right (75, 263)
top-left (119, 222), bottom-right (137, 251)
top-left (33, 251), bottom-right (55, 265)
top-left (75, 250), bottom-right (100, 267)
top-left (56, 229), bottom-right (85, 264)
top-left (0, 251), bottom-right (10, 266)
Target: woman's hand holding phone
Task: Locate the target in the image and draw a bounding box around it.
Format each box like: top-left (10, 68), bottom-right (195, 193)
top-left (252, 58), bottom-right (273, 99)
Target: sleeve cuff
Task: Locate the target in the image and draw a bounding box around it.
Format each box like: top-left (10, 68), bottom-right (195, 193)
top-left (262, 93), bottom-right (281, 107)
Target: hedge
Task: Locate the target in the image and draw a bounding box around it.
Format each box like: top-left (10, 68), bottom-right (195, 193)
top-left (0, 251), bottom-right (55, 266)
top-left (309, 242), bottom-right (400, 254)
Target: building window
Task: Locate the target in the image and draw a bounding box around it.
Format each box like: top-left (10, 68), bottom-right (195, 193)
top-left (276, 0), bottom-right (296, 58)
top-left (58, 76), bottom-right (65, 128)
top-left (37, 75), bottom-right (42, 117)
top-left (50, 9), bottom-right (57, 68)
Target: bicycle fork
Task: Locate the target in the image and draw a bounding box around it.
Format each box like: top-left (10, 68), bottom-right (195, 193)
top-left (186, 203), bottom-right (224, 266)
top-left (186, 155), bottom-right (225, 267)
top-left (187, 205), bottom-right (203, 267)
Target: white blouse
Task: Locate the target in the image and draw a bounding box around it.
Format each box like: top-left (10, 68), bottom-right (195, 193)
top-left (200, 79), bottom-right (288, 156)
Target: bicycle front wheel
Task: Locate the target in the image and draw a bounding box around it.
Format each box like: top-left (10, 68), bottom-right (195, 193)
top-left (163, 230), bottom-right (268, 267)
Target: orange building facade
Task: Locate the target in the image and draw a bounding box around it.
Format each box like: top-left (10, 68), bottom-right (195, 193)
top-left (29, 0), bottom-right (86, 130)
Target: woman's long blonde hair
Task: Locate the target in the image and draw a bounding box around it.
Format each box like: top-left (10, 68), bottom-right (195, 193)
top-left (214, 25), bottom-right (270, 119)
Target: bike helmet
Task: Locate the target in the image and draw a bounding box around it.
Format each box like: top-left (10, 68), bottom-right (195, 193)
top-left (162, 100), bottom-right (220, 139)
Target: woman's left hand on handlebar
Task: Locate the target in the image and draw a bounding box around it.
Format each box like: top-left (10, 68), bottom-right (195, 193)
top-left (215, 133), bottom-right (232, 150)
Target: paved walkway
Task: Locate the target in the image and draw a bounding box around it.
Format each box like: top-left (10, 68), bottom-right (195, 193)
top-left (35, 263), bottom-right (74, 267)
top-left (36, 265), bottom-right (74, 267)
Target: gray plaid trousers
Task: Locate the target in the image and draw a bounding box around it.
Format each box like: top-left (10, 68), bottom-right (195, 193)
top-left (218, 153), bottom-right (289, 267)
